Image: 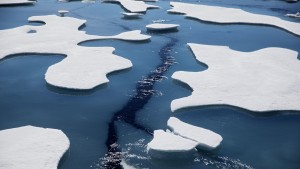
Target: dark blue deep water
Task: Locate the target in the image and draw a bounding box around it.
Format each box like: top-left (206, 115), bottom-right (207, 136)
top-left (0, 0), bottom-right (300, 169)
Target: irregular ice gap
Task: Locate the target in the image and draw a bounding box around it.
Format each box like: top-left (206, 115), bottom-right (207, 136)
top-left (146, 23), bottom-right (180, 31)
top-left (168, 2), bottom-right (300, 36)
top-left (167, 117), bottom-right (222, 150)
top-left (102, 0), bottom-right (159, 13)
top-left (171, 43), bottom-right (300, 112)
top-left (0, 126), bottom-right (70, 169)
top-left (0, 0), bottom-right (35, 6)
top-left (0, 15), bottom-right (151, 90)
top-left (147, 130), bottom-right (198, 159)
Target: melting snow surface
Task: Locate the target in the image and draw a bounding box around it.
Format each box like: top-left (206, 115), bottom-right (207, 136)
top-left (168, 2), bottom-right (300, 36)
top-left (147, 130), bottom-right (197, 159)
top-left (103, 0), bottom-right (159, 13)
top-left (168, 117), bottom-right (222, 150)
top-left (171, 43), bottom-right (300, 112)
top-left (0, 15), bottom-right (150, 90)
top-left (0, 126), bottom-right (70, 169)
top-left (0, 0), bottom-right (35, 5)
top-left (146, 23), bottom-right (179, 31)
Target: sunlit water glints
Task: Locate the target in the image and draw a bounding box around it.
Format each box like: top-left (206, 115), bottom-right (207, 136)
top-left (0, 0), bottom-right (300, 169)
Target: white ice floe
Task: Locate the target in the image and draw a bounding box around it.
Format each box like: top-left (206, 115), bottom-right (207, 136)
top-left (168, 117), bottom-right (222, 150)
top-left (0, 15), bottom-right (150, 90)
top-left (168, 2), bottom-right (300, 36)
top-left (0, 0), bottom-right (35, 5)
top-left (147, 130), bottom-right (198, 159)
top-left (0, 126), bottom-right (70, 169)
top-left (103, 0), bottom-right (159, 13)
top-left (121, 12), bottom-right (143, 19)
top-left (286, 12), bottom-right (300, 18)
top-left (171, 43), bottom-right (300, 112)
top-left (58, 10), bottom-right (69, 17)
top-left (146, 23), bottom-right (179, 31)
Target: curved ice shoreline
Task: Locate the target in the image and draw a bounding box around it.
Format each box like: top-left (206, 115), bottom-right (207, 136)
top-left (168, 2), bottom-right (300, 36)
top-left (0, 126), bottom-right (70, 169)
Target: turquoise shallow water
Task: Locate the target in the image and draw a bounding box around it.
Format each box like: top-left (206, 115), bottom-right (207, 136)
top-left (0, 0), bottom-right (300, 169)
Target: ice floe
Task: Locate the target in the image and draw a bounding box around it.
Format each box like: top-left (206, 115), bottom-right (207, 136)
top-left (121, 12), bottom-right (143, 19)
top-left (0, 0), bottom-right (35, 5)
top-left (171, 43), bottom-right (300, 112)
top-left (58, 10), bottom-right (69, 17)
top-left (168, 117), bottom-right (222, 150)
top-left (103, 0), bottom-right (159, 13)
top-left (0, 15), bottom-right (150, 89)
top-left (286, 12), bottom-right (300, 18)
top-left (0, 126), bottom-right (70, 169)
top-left (168, 2), bottom-right (300, 36)
top-left (146, 23), bottom-right (179, 31)
top-left (147, 130), bottom-right (198, 159)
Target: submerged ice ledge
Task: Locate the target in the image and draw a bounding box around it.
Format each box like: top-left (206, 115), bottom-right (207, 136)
top-left (171, 43), bottom-right (300, 112)
top-left (0, 15), bottom-right (151, 90)
top-left (0, 126), bottom-right (70, 169)
top-left (168, 2), bottom-right (300, 36)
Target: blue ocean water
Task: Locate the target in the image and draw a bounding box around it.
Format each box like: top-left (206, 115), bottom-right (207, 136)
top-left (0, 0), bottom-right (300, 169)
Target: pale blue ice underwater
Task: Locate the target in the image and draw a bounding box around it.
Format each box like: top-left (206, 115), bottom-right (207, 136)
top-left (0, 0), bottom-right (300, 169)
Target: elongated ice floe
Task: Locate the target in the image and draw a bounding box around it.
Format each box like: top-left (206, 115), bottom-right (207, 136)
top-left (121, 12), bottom-right (143, 19)
top-left (146, 23), bottom-right (179, 31)
top-left (0, 126), bottom-right (70, 169)
top-left (0, 15), bottom-right (150, 90)
top-left (0, 0), bottom-right (35, 5)
top-left (168, 2), bottom-right (300, 36)
top-left (168, 117), bottom-right (222, 150)
top-left (147, 130), bottom-right (198, 159)
top-left (103, 0), bottom-right (159, 13)
top-left (171, 43), bottom-right (300, 112)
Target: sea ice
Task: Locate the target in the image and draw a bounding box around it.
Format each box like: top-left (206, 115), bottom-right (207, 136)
top-left (103, 0), bottom-right (159, 13)
top-left (0, 0), bottom-right (35, 5)
top-left (0, 15), bottom-right (151, 90)
top-left (0, 126), bottom-right (70, 169)
top-left (168, 2), bottom-right (300, 36)
top-left (146, 23), bottom-right (179, 31)
top-left (147, 130), bottom-right (198, 159)
top-left (168, 117), bottom-right (222, 150)
top-left (171, 43), bottom-right (300, 112)
top-left (121, 12), bottom-right (143, 19)
top-left (286, 12), bottom-right (300, 18)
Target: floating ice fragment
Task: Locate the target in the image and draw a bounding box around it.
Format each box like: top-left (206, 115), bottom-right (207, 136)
top-left (121, 12), bottom-right (143, 19)
top-left (147, 130), bottom-right (198, 159)
top-left (0, 0), bottom-right (35, 6)
top-left (168, 117), bottom-right (222, 150)
top-left (0, 15), bottom-right (150, 90)
top-left (286, 12), bottom-right (300, 18)
top-left (171, 43), bottom-right (300, 112)
top-left (146, 23), bottom-right (180, 31)
top-left (168, 2), bottom-right (300, 36)
top-left (58, 10), bottom-right (69, 17)
top-left (0, 126), bottom-right (70, 169)
top-left (103, 0), bottom-right (159, 13)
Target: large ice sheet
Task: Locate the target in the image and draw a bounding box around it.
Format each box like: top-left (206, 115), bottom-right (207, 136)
top-left (0, 126), bottom-right (70, 169)
top-left (147, 130), bottom-right (197, 159)
top-left (171, 43), bottom-right (300, 112)
top-left (168, 2), bottom-right (300, 36)
top-left (0, 15), bottom-right (150, 90)
top-left (168, 117), bottom-right (222, 150)
top-left (0, 0), bottom-right (35, 5)
top-left (103, 0), bottom-right (159, 13)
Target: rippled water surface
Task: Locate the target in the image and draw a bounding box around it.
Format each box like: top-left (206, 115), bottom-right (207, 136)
top-left (0, 0), bottom-right (300, 169)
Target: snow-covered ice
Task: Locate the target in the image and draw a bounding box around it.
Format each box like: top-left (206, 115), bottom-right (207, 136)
top-left (0, 0), bottom-right (35, 5)
top-left (147, 130), bottom-right (197, 159)
top-left (0, 15), bottom-right (151, 90)
top-left (146, 23), bottom-right (179, 31)
top-left (0, 126), bottom-right (70, 169)
top-left (171, 43), bottom-right (300, 112)
top-left (103, 0), bottom-right (159, 13)
top-left (168, 117), bottom-right (222, 150)
top-left (168, 2), bottom-right (300, 36)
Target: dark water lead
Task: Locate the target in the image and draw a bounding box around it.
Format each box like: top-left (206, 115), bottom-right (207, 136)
top-left (102, 37), bottom-right (178, 169)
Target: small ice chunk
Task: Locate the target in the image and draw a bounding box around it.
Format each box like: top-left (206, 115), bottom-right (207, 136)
top-left (58, 10), bottom-right (69, 17)
top-left (147, 130), bottom-right (197, 159)
top-left (121, 12), bottom-right (143, 19)
top-left (0, 126), bottom-right (70, 169)
top-left (286, 12), bottom-right (300, 18)
top-left (168, 117), bottom-right (222, 150)
top-left (146, 23), bottom-right (179, 31)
